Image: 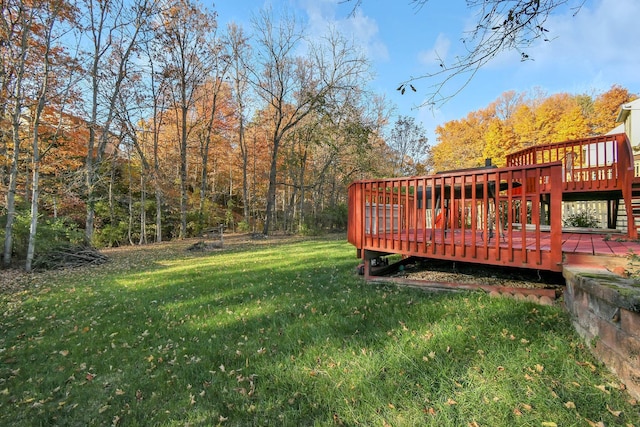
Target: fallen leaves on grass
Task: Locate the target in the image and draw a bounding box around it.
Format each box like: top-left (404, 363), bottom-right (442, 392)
top-left (607, 404), bottom-right (622, 417)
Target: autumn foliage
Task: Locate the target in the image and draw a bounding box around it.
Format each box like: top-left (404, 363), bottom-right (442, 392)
top-left (0, 0), bottom-right (636, 268)
top-left (431, 86), bottom-right (635, 171)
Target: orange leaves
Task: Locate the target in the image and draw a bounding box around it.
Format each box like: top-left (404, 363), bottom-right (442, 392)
top-left (445, 397), bottom-right (457, 405)
top-left (433, 86), bottom-right (633, 173)
top-left (423, 406), bottom-right (436, 415)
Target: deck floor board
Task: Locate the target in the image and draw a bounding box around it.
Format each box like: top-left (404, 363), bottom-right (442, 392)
top-left (370, 229), bottom-right (640, 257)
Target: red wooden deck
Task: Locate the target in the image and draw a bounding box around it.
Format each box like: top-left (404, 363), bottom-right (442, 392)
top-left (348, 133), bottom-right (638, 278)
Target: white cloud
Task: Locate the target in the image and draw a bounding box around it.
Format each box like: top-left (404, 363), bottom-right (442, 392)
top-left (298, 0), bottom-right (389, 61)
top-left (417, 33), bottom-right (451, 67)
top-left (535, 0), bottom-right (638, 61)
top-left (510, 0), bottom-right (640, 90)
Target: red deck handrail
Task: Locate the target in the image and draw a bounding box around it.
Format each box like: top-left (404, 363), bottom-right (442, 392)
top-left (506, 133), bottom-right (630, 195)
top-left (505, 133), bottom-right (636, 238)
top-left (348, 162), bottom-right (564, 272)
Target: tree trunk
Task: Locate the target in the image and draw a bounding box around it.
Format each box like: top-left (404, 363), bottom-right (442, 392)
top-left (25, 162), bottom-right (40, 272)
top-left (127, 150), bottom-right (134, 245)
top-left (199, 147), bottom-right (209, 231)
top-left (179, 104), bottom-right (188, 238)
top-left (152, 103), bottom-right (163, 243)
top-left (26, 30), bottom-right (53, 271)
top-left (298, 150), bottom-right (308, 231)
top-left (139, 171), bottom-right (147, 244)
top-left (3, 8), bottom-right (31, 267)
top-left (240, 121), bottom-right (249, 225)
top-left (263, 137), bottom-right (281, 235)
top-left (3, 118), bottom-right (21, 267)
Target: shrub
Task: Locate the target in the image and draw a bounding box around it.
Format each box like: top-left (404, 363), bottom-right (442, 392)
top-left (298, 222), bottom-right (323, 236)
top-left (93, 221), bottom-right (129, 248)
top-left (0, 211), bottom-right (86, 259)
top-left (237, 220), bottom-right (250, 232)
top-left (563, 210), bottom-right (600, 228)
top-left (317, 203), bottom-right (348, 231)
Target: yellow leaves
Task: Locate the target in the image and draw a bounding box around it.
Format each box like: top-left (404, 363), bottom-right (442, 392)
top-left (564, 401), bottom-right (576, 409)
top-left (594, 384), bottom-right (610, 394)
top-left (514, 403), bottom-right (533, 416)
top-left (606, 404), bottom-right (622, 417)
top-left (59, 350), bottom-right (69, 357)
top-left (445, 398), bottom-right (457, 405)
top-left (423, 407), bottom-right (436, 416)
top-left (0, 388), bottom-right (9, 396)
top-left (423, 351), bottom-right (436, 362)
top-left (541, 422), bottom-right (557, 427)
top-left (115, 389), bottom-right (125, 396)
top-left (577, 360), bottom-right (596, 372)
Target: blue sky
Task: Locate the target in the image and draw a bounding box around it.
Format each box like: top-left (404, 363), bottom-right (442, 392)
top-left (215, 0), bottom-right (640, 143)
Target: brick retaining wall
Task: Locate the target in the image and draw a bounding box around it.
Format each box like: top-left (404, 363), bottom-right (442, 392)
top-left (563, 266), bottom-right (640, 400)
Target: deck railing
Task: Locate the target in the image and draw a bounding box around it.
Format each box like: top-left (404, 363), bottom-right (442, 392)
top-left (506, 133), bottom-right (630, 193)
top-left (348, 162), bottom-right (564, 272)
top-left (505, 133), bottom-right (636, 238)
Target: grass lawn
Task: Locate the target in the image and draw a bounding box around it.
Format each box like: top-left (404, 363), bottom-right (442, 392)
top-left (1, 234), bottom-right (638, 426)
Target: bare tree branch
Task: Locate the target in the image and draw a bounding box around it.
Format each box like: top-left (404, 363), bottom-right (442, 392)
top-left (344, 0), bottom-right (586, 107)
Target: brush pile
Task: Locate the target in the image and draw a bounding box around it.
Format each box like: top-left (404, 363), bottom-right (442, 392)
top-left (32, 244), bottom-right (108, 270)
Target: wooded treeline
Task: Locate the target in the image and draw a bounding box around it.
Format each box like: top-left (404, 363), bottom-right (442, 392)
top-left (1, 0), bottom-right (403, 270)
top-left (431, 86), bottom-right (635, 171)
top-left (0, 0), bottom-right (635, 271)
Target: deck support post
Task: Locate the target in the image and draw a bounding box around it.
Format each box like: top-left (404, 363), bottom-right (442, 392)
top-left (607, 199), bottom-right (619, 229)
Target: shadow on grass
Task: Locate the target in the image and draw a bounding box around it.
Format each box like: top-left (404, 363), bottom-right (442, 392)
top-left (1, 237), bottom-right (638, 426)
